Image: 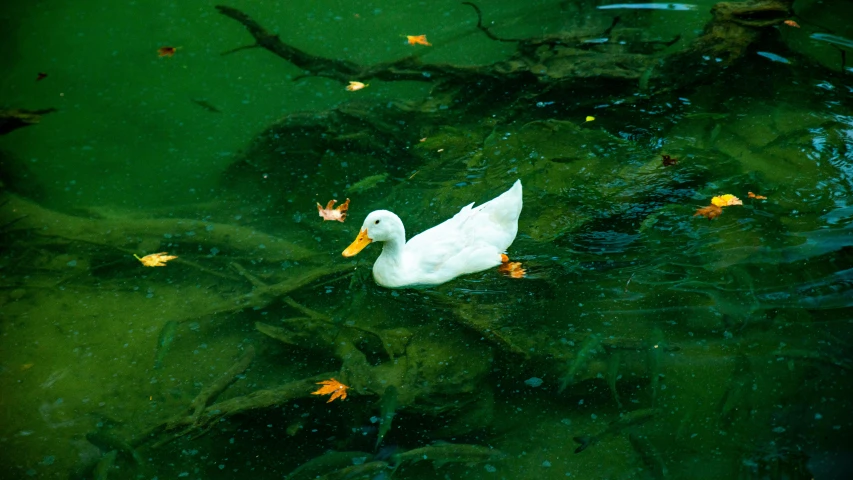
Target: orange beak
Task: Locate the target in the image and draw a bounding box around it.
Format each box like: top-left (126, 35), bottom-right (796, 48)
top-left (342, 228), bottom-right (372, 257)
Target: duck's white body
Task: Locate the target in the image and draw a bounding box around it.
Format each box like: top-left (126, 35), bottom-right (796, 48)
top-left (342, 180), bottom-right (523, 288)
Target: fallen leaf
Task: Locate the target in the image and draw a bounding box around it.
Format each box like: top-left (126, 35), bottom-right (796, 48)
top-left (783, 20), bottom-right (800, 28)
top-left (694, 204), bottom-right (723, 220)
top-left (317, 198), bottom-right (350, 222)
top-left (21, 363), bottom-right (34, 371)
top-left (312, 378), bottom-right (349, 403)
top-left (158, 46), bottom-right (177, 57)
top-left (346, 81), bottom-right (368, 91)
top-left (406, 35), bottom-right (432, 46)
top-left (134, 252), bottom-right (178, 267)
top-left (585, 116), bottom-right (595, 122)
top-left (499, 261), bottom-right (526, 279)
top-left (36, 72), bottom-right (48, 82)
top-left (711, 194), bottom-right (743, 207)
top-left (748, 191), bottom-right (767, 200)
top-left (662, 154), bottom-right (678, 166)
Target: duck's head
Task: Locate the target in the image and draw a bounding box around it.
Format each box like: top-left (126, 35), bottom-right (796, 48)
top-left (342, 210), bottom-right (403, 257)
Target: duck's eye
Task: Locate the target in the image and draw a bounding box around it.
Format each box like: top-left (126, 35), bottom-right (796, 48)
top-left (374, 220), bottom-right (380, 225)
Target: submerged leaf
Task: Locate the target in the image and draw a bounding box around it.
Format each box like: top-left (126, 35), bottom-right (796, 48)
top-left (694, 204), bottom-right (723, 220)
top-left (312, 378), bottom-right (349, 403)
top-left (662, 154), bottom-right (678, 166)
top-left (134, 252), bottom-right (178, 267)
top-left (711, 194), bottom-right (742, 207)
top-left (317, 198), bottom-right (350, 222)
top-left (157, 46), bottom-right (177, 57)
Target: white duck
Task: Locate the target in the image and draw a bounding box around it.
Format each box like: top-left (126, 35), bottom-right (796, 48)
top-left (342, 180), bottom-right (523, 288)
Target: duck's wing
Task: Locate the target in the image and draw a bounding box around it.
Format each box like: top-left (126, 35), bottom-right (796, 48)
top-left (403, 181), bottom-right (523, 277)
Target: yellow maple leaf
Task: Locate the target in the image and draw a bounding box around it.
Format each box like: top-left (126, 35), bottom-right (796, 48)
top-left (312, 378), bottom-right (349, 403)
top-left (711, 194), bottom-right (743, 207)
top-left (134, 252), bottom-right (178, 267)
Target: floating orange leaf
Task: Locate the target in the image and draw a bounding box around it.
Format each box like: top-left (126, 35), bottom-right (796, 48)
top-left (694, 204), bottom-right (723, 220)
top-left (317, 198), bottom-right (350, 222)
top-left (406, 35), bottom-right (432, 46)
top-left (748, 191), bottom-right (767, 200)
top-left (346, 81), bottom-right (368, 91)
top-left (134, 252), bottom-right (178, 267)
top-left (157, 46), bottom-right (177, 57)
top-left (312, 378), bottom-right (349, 403)
top-left (783, 20), bottom-right (800, 28)
top-left (711, 194), bottom-right (742, 207)
top-left (499, 261), bottom-right (526, 279)
top-left (662, 154), bottom-right (678, 166)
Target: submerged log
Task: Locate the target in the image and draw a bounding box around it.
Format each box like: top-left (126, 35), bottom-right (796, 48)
top-left (0, 108), bottom-right (56, 135)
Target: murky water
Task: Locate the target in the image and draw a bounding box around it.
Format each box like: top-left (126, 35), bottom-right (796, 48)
top-left (2, 1), bottom-right (852, 479)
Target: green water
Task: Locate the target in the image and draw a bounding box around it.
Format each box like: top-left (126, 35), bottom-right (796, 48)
top-left (2, 0), bottom-right (852, 479)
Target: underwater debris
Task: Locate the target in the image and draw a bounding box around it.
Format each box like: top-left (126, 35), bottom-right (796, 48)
top-left (629, 433), bottom-right (669, 479)
top-left (375, 385), bottom-right (398, 451)
top-left (756, 51), bottom-right (791, 64)
top-left (606, 351), bottom-right (623, 408)
top-left (190, 99), bottom-right (222, 113)
top-left (391, 443), bottom-right (506, 467)
top-left (285, 451), bottom-right (374, 480)
top-left (573, 408), bottom-right (658, 453)
top-left (153, 321), bottom-right (178, 369)
top-left (559, 334), bottom-right (602, 393)
top-left (810, 32), bottom-right (853, 49)
top-left (347, 173), bottom-right (388, 194)
top-left (597, 3), bottom-right (699, 11)
top-left (647, 328), bottom-right (665, 407)
top-left (92, 450), bottom-right (118, 480)
top-left (85, 431), bottom-right (144, 465)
